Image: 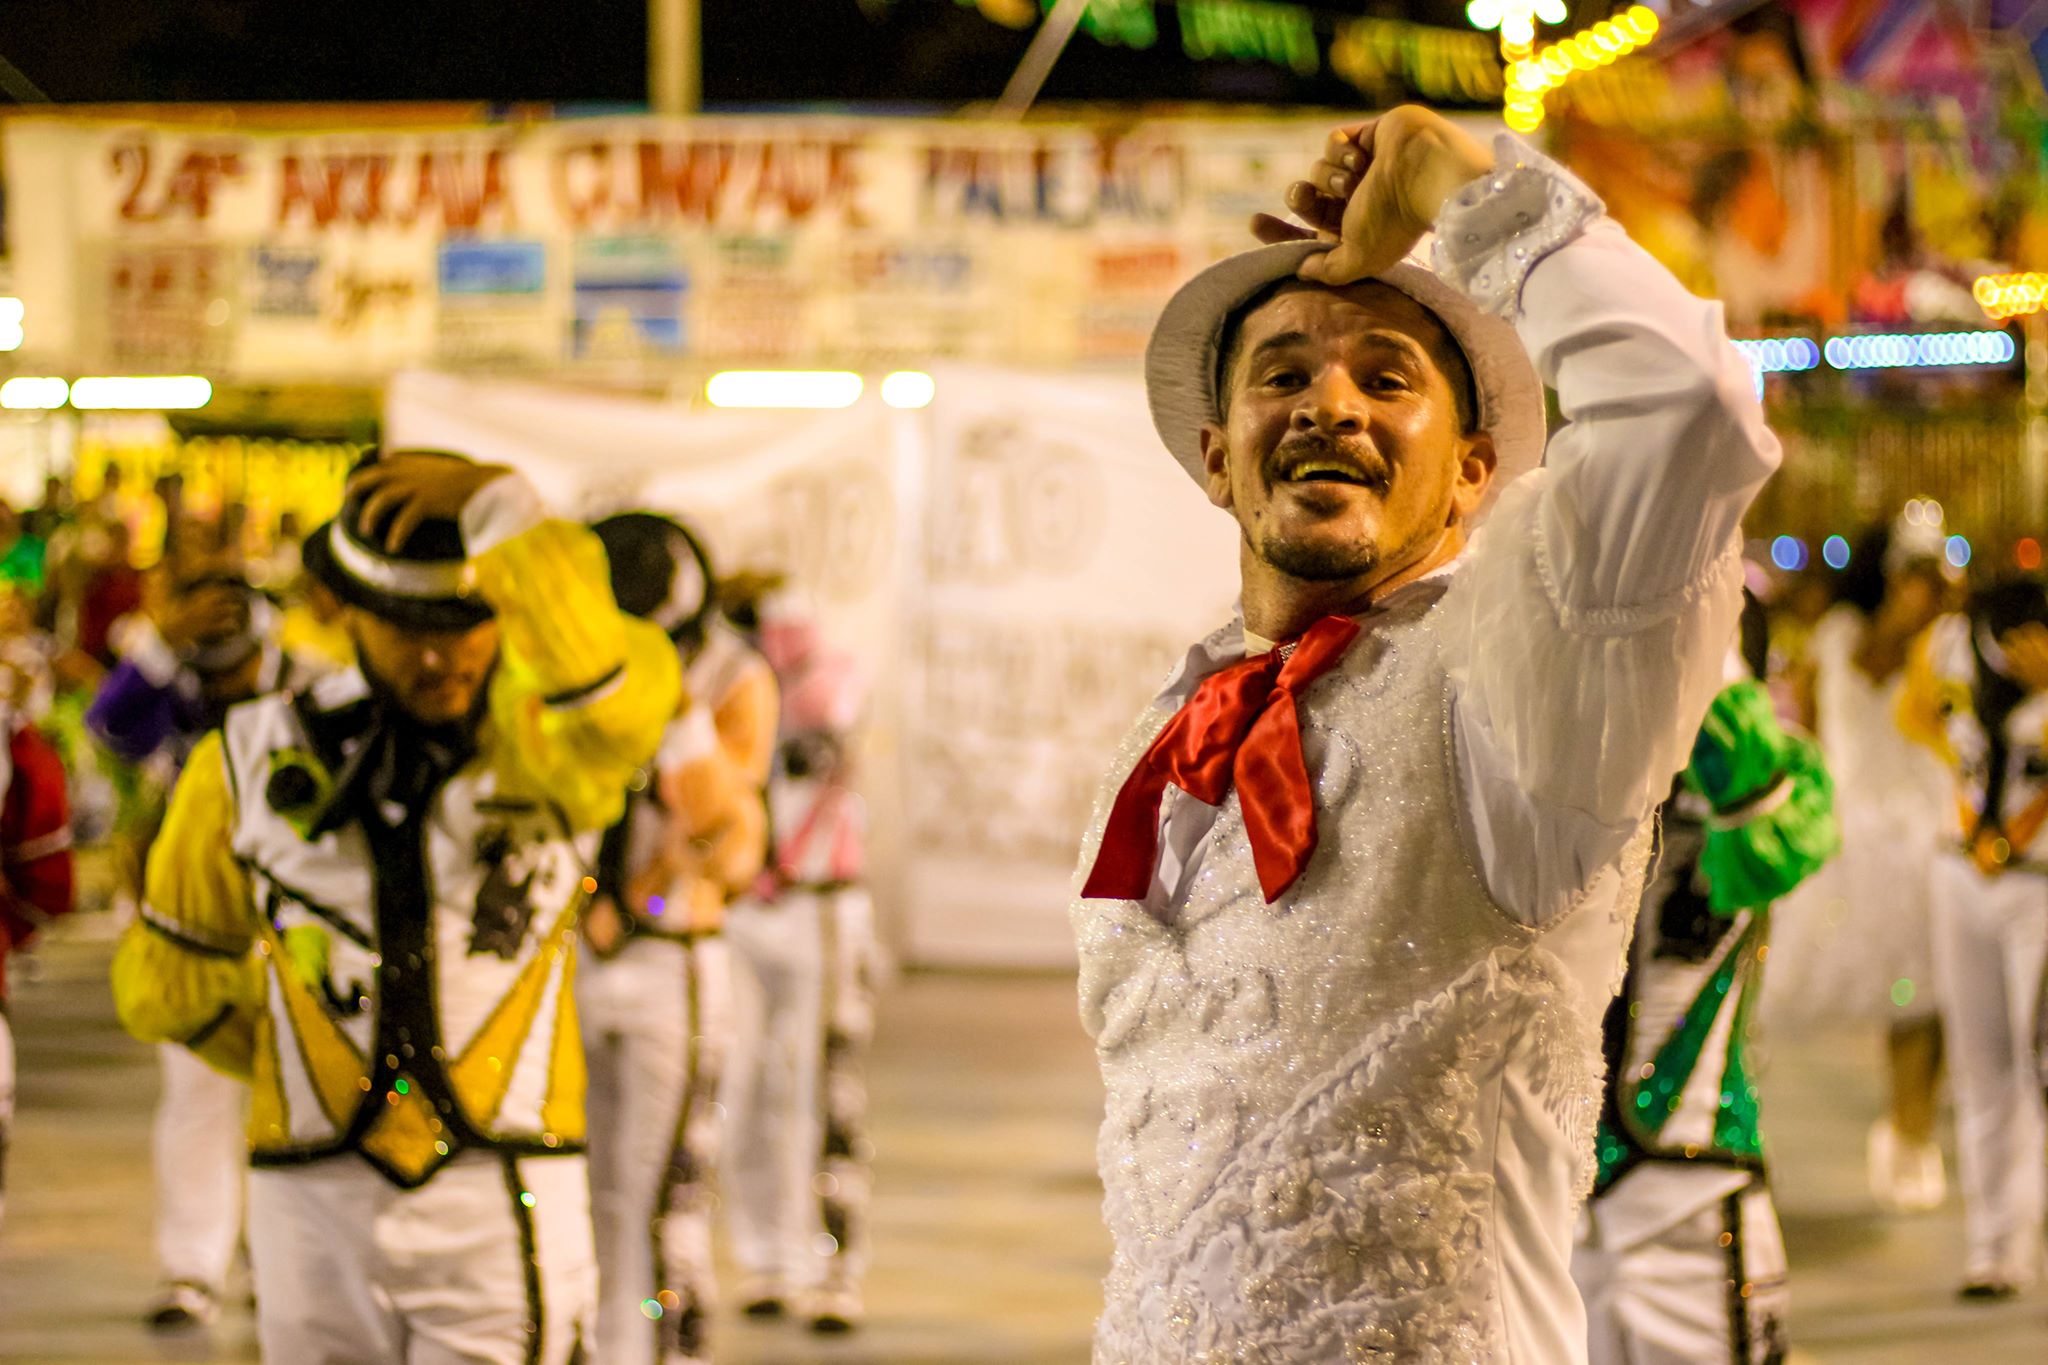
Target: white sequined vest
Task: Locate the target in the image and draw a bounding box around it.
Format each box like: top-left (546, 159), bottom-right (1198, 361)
top-left (1072, 584), bottom-right (1648, 1363)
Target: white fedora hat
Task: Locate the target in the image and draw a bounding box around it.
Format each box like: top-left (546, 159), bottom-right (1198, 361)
top-left (1144, 240), bottom-right (1547, 520)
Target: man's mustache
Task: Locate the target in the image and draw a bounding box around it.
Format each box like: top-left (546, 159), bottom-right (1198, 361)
top-left (1264, 432), bottom-right (1391, 488)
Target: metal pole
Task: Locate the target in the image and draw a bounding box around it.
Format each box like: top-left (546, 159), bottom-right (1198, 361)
top-left (649, 0), bottom-right (700, 116)
top-left (994, 0), bottom-right (1090, 119)
top-left (0, 51), bottom-right (50, 103)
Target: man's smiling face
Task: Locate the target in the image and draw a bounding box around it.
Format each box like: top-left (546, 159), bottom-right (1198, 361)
top-left (1200, 280), bottom-right (1491, 586)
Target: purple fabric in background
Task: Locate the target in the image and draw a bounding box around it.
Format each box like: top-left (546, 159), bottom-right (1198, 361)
top-left (86, 661), bottom-right (204, 770)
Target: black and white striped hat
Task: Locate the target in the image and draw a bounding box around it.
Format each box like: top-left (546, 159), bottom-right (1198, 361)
top-left (303, 453), bottom-right (494, 632)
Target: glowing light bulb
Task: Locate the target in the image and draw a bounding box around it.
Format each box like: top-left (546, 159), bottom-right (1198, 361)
top-left (881, 370), bottom-right (937, 409)
top-left (67, 375), bottom-right (212, 410)
top-left (705, 371), bottom-right (864, 409)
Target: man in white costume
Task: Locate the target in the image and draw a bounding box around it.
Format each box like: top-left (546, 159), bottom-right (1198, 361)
top-left (723, 598), bottom-right (875, 1332)
top-left (111, 452), bottom-right (681, 1363)
top-left (1899, 576), bottom-right (2048, 1298)
top-left (1070, 106), bottom-right (1778, 1361)
top-left (581, 512), bottom-right (774, 1365)
top-left (88, 553), bottom-right (326, 1328)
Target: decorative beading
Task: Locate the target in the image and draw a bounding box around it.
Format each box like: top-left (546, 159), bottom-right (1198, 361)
top-left (1431, 133), bottom-right (1605, 323)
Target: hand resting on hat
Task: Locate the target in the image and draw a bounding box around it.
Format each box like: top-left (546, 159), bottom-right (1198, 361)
top-left (1250, 105), bottom-right (1493, 287)
top-left (349, 451), bottom-right (513, 554)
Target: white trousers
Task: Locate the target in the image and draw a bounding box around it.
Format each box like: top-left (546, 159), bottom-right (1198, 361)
top-left (1575, 1169), bottom-right (1789, 1365)
top-left (154, 1042), bottom-right (246, 1293)
top-left (1930, 854), bottom-right (2048, 1283)
top-left (580, 934), bottom-right (731, 1365)
top-left (722, 888), bottom-right (876, 1293)
top-left (0, 1008), bottom-right (13, 1230)
top-left (247, 1151), bottom-right (594, 1365)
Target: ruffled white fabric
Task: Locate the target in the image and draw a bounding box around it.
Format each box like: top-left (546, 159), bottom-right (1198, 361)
top-left (1439, 182), bottom-right (1778, 926)
top-left (1763, 607), bottom-right (1952, 1023)
top-left (1432, 135), bottom-right (1604, 322)
top-left (1443, 473), bottom-right (1748, 925)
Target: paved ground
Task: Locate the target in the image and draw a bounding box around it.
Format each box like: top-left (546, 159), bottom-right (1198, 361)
top-left (3, 920), bottom-right (2047, 1364)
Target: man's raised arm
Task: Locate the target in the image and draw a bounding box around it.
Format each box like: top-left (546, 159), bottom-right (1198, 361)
top-left (1436, 135), bottom-right (1779, 921)
top-left (1263, 108), bottom-right (1779, 922)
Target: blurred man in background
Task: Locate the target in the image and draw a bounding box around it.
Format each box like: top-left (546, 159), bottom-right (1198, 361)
top-left (110, 451), bottom-right (679, 1363)
top-left (580, 512), bottom-right (772, 1365)
top-left (722, 582), bottom-right (877, 1333)
top-left (0, 503), bottom-right (47, 601)
top-left (89, 550), bottom-right (328, 1329)
top-left (1900, 575), bottom-right (2048, 1299)
top-left (1576, 595), bottom-right (1837, 1363)
top-left (0, 640), bottom-right (76, 1232)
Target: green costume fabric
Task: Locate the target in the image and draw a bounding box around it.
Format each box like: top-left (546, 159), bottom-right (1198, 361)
top-left (1688, 679), bottom-right (1839, 913)
top-left (0, 533), bottom-right (45, 594)
top-left (1595, 677), bottom-right (1838, 1193)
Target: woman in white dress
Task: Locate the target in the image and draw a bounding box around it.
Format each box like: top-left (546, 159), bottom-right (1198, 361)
top-left (1765, 512), bottom-right (1957, 1211)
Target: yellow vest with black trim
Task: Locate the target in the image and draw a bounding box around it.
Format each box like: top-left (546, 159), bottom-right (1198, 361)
top-left (224, 668), bottom-right (595, 1188)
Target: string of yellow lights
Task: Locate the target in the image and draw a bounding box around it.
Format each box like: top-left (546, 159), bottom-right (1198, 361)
top-left (1502, 5), bottom-right (1661, 132)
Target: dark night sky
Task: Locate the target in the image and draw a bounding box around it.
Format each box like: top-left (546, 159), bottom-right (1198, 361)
top-left (1, 0), bottom-right (1486, 110)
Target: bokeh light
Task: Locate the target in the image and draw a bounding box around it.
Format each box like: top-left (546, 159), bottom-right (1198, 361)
top-left (1770, 535), bottom-right (1808, 572)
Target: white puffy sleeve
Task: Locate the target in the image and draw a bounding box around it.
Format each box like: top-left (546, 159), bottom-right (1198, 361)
top-left (1437, 137), bottom-right (1781, 927)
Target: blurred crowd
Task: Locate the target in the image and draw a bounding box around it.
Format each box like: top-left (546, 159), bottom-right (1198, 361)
top-left (1750, 505), bottom-right (2048, 1302)
top-left (0, 472), bottom-right (346, 893)
top-left (0, 460), bottom-right (877, 1364)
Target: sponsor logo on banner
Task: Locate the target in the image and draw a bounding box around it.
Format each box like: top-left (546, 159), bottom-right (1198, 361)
top-left (691, 234), bottom-right (810, 360)
top-left (439, 240), bottom-right (546, 296)
top-left (248, 245), bottom-right (323, 318)
top-left (1078, 241), bottom-right (1185, 357)
top-left (96, 241), bottom-right (235, 371)
top-left (832, 239), bottom-right (985, 359)
top-left (572, 235), bottom-right (688, 359)
top-left (435, 240), bottom-right (552, 365)
top-left (328, 267), bottom-right (424, 335)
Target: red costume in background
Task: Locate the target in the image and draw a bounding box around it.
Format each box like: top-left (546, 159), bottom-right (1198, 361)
top-left (1, 710), bottom-right (77, 1227)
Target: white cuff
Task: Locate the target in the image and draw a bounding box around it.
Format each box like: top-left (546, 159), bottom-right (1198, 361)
top-left (112, 614), bottom-right (182, 687)
top-left (1431, 134), bottom-right (1604, 322)
top-left (460, 471), bottom-right (546, 558)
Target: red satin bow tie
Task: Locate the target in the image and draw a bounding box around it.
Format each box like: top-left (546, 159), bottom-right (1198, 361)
top-left (1083, 614), bottom-right (1362, 905)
